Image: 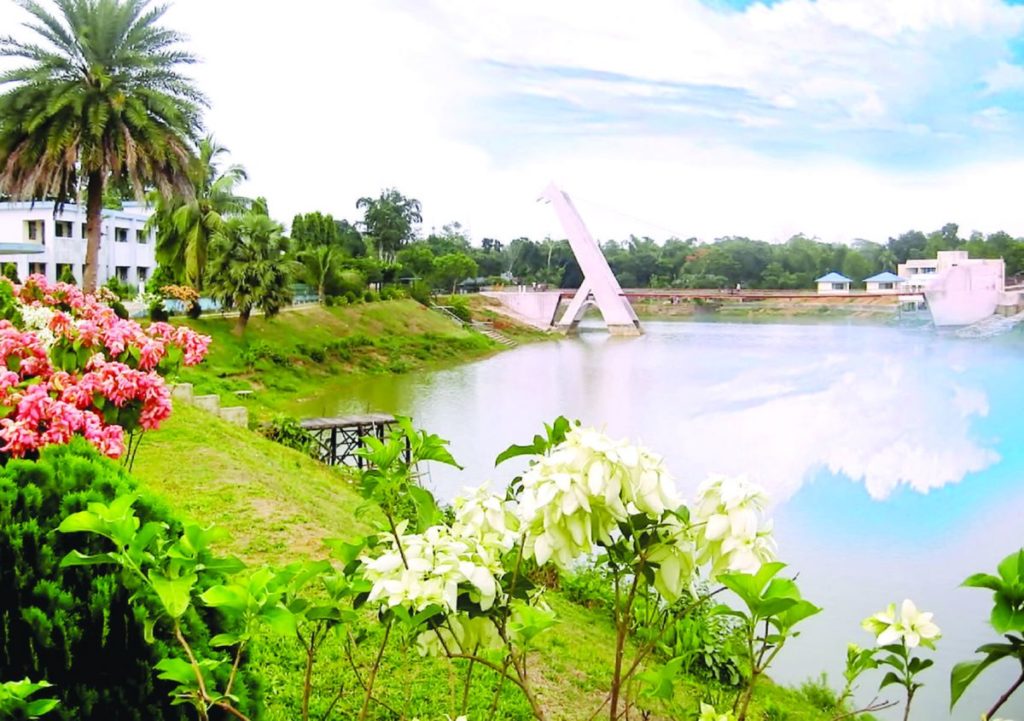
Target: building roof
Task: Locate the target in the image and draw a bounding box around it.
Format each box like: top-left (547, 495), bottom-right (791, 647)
top-left (815, 271), bottom-right (852, 283)
top-left (864, 271), bottom-right (906, 283)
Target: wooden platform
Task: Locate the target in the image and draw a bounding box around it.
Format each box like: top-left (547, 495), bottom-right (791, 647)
top-left (299, 413), bottom-right (406, 467)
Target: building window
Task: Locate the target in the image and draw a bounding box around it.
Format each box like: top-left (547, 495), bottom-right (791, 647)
top-left (25, 220), bottom-right (44, 243)
top-left (136, 229), bottom-right (147, 244)
top-left (80, 223), bottom-right (87, 239)
top-left (832, 283), bottom-right (846, 291)
top-left (55, 221), bottom-right (73, 238)
top-left (28, 262), bottom-right (46, 277)
top-left (137, 266), bottom-right (149, 283)
top-left (116, 266), bottom-right (129, 282)
top-left (880, 282), bottom-right (893, 290)
top-left (115, 227), bottom-right (128, 243)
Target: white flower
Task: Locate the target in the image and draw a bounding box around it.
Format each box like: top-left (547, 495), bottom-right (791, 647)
top-left (862, 599), bottom-right (941, 649)
top-left (451, 484), bottom-right (520, 552)
top-left (646, 515), bottom-right (697, 602)
top-left (18, 302), bottom-right (57, 349)
top-left (693, 475), bottom-right (776, 577)
top-left (362, 523), bottom-right (505, 613)
top-left (416, 614), bottom-right (502, 657)
top-left (516, 427), bottom-right (679, 568)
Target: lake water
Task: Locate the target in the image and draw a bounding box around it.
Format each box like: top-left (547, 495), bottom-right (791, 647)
top-left (294, 320), bottom-right (1024, 720)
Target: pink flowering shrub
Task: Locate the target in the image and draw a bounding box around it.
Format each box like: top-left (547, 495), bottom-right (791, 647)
top-left (0, 275), bottom-right (210, 460)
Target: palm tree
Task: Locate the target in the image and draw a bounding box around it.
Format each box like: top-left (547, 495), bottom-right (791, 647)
top-left (0, 0), bottom-right (205, 292)
top-left (206, 211), bottom-right (300, 335)
top-left (298, 244), bottom-right (337, 304)
top-left (149, 136), bottom-right (248, 290)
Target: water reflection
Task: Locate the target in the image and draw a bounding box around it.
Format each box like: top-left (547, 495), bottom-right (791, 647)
top-left (292, 321), bottom-right (1024, 719)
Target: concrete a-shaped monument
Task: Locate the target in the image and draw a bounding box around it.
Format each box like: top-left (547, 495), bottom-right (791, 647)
top-left (483, 184), bottom-right (641, 336)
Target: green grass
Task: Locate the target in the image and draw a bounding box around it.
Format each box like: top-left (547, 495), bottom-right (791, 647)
top-left (130, 403), bottom-right (849, 721)
top-left (173, 300), bottom-right (505, 420)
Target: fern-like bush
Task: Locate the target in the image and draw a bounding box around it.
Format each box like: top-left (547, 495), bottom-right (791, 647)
top-left (0, 440), bottom-right (261, 720)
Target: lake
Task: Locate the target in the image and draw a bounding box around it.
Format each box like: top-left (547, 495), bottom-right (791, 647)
top-left (293, 320), bottom-right (1024, 720)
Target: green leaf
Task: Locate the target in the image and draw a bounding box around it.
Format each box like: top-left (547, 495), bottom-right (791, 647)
top-left (155, 657), bottom-right (199, 687)
top-left (408, 485), bottom-right (440, 532)
top-left (878, 670), bottom-right (903, 690)
top-left (24, 698), bottom-right (60, 718)
top-left (260, 605), bottom-right (298, 636)
top-left (57, 511), bottom-right (106, 535)
top-left (59, 550), bottom-right (117, 568)
top-left (950, 651), bottom-right (1009, 708)
top-left (495, 442), bottom-right (542, 467)
top-left (962, 573), bottom-right (1004, 592)
top-left (149, 572), bottom-right (197, 618)
top-left (210, 632), bottom-right (242, 647)
top-left (199, 584), bottom-right (248, 615)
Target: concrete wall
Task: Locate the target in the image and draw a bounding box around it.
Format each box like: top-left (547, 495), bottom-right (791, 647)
top-left (481, 290), bottom-right (562, 327)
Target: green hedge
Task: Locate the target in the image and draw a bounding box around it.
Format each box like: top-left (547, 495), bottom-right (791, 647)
top-left (0, 440), bottom-right (261, 720)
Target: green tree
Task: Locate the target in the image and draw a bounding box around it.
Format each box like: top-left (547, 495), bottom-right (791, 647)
top-left (0, 0), bottom-right (203, 292)
top-left (356, 188), bottom-right (422, 261)
top-left (150, 137), bottom-right (248, 290)
top-left (297, 244), bottom-right (338, 303)
top-left (432, 252), bottom-right (477, 293)
top-left (395, 243), bottom-right (436, 279)
top-left (290, 211), bottom-right (340, 251)
top-left (207, 211), bottom-right (299, 334)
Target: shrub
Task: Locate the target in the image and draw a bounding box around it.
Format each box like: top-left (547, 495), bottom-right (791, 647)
top-left (408, 279), bottom-right (431, 306)
top-left (362, 289), bottom-right (379, 303)
top-left (257, 415), bottom-right (316, 457)
top-left (448, 297), bottom-right (472, 323)
top-left (294, 343), bottom-right (326, 363)
top-left (148, 301), bottom-right (169, 322)
top-left (3, 262), bottom-right (21, 284)
top-left (344, 291), bottom-right (358, 305)
top-left (102, 276), bottom-right (135, 300)
top-left (240, 341), bottom-right (288, 367)
top-left (0, 441), bottom-right (260, 720)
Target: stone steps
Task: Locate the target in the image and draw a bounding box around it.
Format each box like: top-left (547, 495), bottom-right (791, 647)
top-left (169, 383), bottom-right (249, 427)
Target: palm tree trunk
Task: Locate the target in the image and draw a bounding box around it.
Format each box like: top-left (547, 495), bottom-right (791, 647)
top-left (83, 171), bottom-right (104, 292)
top-left (234, 307), bottom-right (251, 336)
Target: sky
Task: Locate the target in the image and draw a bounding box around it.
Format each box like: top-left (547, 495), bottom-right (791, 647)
top-left (5, 0), bottom-right (1024, 245)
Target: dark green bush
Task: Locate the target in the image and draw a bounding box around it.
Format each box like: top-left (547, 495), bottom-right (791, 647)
top-left (294, 343), bottom-right (326, 363)
top-left (240, 341), bottom-right (288, 367)
top-left (344, 291), bottom-right (358, 305)
top-left (0, 440), bottom-right (261, 720)
top-left (362, 290), bottom-right (379, 303)
top-left (110, 300), bottom-right (129, 319)
top-left (148, 301), bottom-right (169, 322)
top-left (2, 262), bottom-right (20, 284)
top-left (257, 415), bottom-right (316, 457)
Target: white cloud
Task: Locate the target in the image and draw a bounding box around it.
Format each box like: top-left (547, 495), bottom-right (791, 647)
top-left (3, 0), bottom-right (1024, 243)
top-left (668, 351), bottom-right (999, 501)
top-left (983, 60), bottom-right (1024, 94)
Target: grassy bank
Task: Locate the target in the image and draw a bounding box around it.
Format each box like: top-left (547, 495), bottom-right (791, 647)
top-left (173, 299), bottom-right (543, 421)
top-left (129, 404), bottom-right (848, 721)
top-left (629, 296), bottom-right (903, 323)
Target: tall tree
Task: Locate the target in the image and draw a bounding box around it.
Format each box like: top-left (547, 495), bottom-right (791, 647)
top-left (356, 188), bottom-right (422, 262)
top-left (149, 136), bottom-right (248, 289)
top-left (297, 244), bottom-right (338, 303)
top-left (0, 0), bottom-right (204, 291)
top-left (207, 211), bottom-right (299, 334)
top-left (290, 211), bottom-right (340, 250)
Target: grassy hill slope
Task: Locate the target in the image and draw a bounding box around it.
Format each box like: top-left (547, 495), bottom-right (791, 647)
top-left (131, 403), bottom-right (839, 721)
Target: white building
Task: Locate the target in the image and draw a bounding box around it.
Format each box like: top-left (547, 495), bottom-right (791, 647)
top-left (863, 271), bottom-right (906, 293)
top-left (896, 251), bottom-right (1003, 293)
top-left (0, 200), bottom-right (156, 286)
top-left (815, 271), bottom-right (852, 294)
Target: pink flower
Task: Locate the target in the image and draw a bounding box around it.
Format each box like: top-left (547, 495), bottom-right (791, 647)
top-left (0, 417), bottom-right (40, 456)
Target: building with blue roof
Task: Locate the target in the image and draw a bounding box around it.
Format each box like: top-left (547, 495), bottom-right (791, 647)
top-left (864, 271), bottom-right (906, 293)
top-left (815, 271), bottom-right (852, 294)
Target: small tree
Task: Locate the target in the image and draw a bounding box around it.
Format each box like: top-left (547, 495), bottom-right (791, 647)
top-left (207, 212), bottom-right (300, 334)
top-left (297, 245), bottom-right (338, 304)
top-left (432, 253), bottom-right (478, 294)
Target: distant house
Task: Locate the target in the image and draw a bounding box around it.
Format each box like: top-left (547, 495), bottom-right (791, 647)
top-left (898, 251), bottom-right (1004, 293)
top-left (864, 271), bottom-right (906, 293)
top-left (815, 271), bottom-right (852, 294)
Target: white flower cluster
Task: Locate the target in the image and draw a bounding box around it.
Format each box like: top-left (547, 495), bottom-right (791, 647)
top-left (19, 302), bottom-right (57, 348)
top-left (451, 484), bottom-right (519, 552)
top-left (416, 613), bottom-right (503, 657)
top-left (363, 522), bottom-right (504, 613)
top-left (693, 475), bottom-right (777, 576)
top-left (516, 427), bottom-right (679, 568)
